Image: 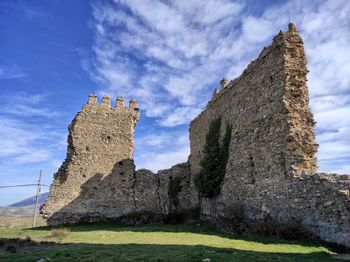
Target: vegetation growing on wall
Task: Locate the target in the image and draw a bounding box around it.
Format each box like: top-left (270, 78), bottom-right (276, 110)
top-left (168, 175), bottom-right (183, 212)
top-left (221, 122), bottom-right (232, 177)
top-left (195, 118), bottom-right (232, 198)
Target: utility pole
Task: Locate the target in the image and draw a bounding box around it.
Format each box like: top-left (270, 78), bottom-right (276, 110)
top-left (32, 169), bottom-right (42, 227)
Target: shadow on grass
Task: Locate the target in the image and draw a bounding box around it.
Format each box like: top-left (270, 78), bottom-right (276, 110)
top-left (27, 221), bottom-right (220, 235)
top-left (26, 221), bottom-right (339, 251)
top-left (0, 237), bottom-right (334, 262)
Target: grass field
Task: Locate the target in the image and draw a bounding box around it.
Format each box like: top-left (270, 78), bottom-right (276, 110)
top-left (0, 216), bottom-right (46, 229)
top-left (0, 221), bottom-right (343, 261)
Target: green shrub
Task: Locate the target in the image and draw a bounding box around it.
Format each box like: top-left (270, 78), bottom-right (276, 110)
top-left (195, 118), bottom-right (232, 198)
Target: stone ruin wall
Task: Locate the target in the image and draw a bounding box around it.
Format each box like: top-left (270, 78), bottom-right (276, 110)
top-left (42, 24), bottom-right (350, 248)
top-left (41, 95), bottom-right (192, 225)
top-left (41, 95), bottom-right (140, 222)
top-left (189, 24), bottom-right (350, 247)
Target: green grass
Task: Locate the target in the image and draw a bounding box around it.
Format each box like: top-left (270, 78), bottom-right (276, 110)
top-left (0, 222), bottom-right (338, 261)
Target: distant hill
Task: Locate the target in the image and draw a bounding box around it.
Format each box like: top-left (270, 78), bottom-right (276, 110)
top-left (9, 192), bottom-right (49, 207)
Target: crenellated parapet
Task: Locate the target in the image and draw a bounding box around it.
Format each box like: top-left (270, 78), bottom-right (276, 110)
top-left (116, 96), bottom-right (124, 108)
top-left (86, 94), bottom-right (139, 112)
top-left (88, 94), bottom-right (97, 104)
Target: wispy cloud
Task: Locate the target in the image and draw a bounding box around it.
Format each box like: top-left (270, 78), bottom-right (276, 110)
top-left (0, 1), bottom-right (51, 22)
top-left (89, 0), bottom-right (247, 120)
top-left (1, 93), bottom-right (60, 118)
top-left (0, 117), bottom-right (54, 164)
top-left (0, 93), bottom-right (62, 165)
top-left (0, 64), bottom-right (25, 80)
top-left (135, 130), bottom-right (189, 172)
top-left (136, 146), bottom-right (189, 173)
top-left (88, 0), bottom-right (350, 173)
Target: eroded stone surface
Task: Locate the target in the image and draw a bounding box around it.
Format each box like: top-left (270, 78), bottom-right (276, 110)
top-left (41, 96), bottom-right (140, 223)
top-left (189, 23), bottom-right (350, 248)
top-left (41, 97), bottom-right (190, 224)
top-left (42, 24), bottom-right (350, 248)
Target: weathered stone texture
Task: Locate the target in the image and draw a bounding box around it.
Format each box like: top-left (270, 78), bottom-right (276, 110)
top-left (41, 96), bottom-right (140, 223)
top-left (157, 162), bottom-right (192, 215)
top-left (190, 24), bottom-right (317, 185)
top-left (42, 23), bottom-right (349, 248)
top-left (189, 24), bottom-right (350, 247)
top-left (41, 98), bottom-right (191, 224)
top-left (43, 158), bottom-right (191, 224)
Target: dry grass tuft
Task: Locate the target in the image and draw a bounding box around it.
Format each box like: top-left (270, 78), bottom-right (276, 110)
top-left (50, 228), bottom-right (70, 238)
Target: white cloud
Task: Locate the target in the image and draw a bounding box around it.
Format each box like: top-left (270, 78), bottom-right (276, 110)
top-left (241, 16), bottom-right (274, 43)
top-left (0, 93), bottom-right (63, 165)
top-left (159, 107), bottom-right (202, 127)
top-left (136, 132), bottom-right (188, 149)
top-left (88, 0), bottom-right (350, 174)
top-left (172, 0), bottom-right (242, 26)
top-left (135, 130), bottom-right (189, 172)
top-left (136, 145), bottom-right (189, 172)
top-left (89, 0), bottom-right (247, 121)
top-left (314, 106), bottom-right (350, 131)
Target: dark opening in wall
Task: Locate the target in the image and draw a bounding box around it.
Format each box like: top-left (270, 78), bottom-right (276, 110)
top-left (101, 134), bottom-right (112, 142)
top-left (249, 155), bottom-right (256, 184)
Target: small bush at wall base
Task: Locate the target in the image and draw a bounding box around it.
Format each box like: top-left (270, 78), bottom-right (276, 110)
top-left (164, 208), bottom-right (200, 224)
top-left (50, 228), bottom-right (71, 238)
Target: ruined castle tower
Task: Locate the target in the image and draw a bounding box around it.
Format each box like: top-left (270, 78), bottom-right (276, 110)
top-left (190, 23), bottom-right (317, 183)
top-left (190, 24), bottom-right (349, 247)
top-left (42, 24), bottom-right (349, 248)
top-left (41, 95), bottom-right (140, 222)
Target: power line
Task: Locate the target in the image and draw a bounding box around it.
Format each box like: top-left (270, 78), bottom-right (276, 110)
top-left (1, 170), bottom-right (48, 228)
top-left (33, 169), bottom-right (42, 227)
top-left (0, 184), bottom-right (49, 188)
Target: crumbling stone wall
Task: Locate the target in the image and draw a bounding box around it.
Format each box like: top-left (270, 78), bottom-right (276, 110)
top-left (43, 23), bottom-right (349, 248)
top-left (190, 23), bottom-right (317, 183)
top-left (189, 24), bottom-right (350, 247)
top-left (41, 95), bottom-right (140, 222)
top-left (41, 96), bottom-right (191, 224)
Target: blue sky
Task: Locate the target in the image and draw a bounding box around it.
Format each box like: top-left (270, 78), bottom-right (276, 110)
top-left (1, 0), bottom-right (349, 205)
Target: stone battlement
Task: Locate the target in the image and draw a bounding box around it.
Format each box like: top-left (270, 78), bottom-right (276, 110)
top-left (86, 94), bottom-right (139, 111)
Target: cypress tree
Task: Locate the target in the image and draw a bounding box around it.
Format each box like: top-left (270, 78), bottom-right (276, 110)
top-left (195, 118), bottom-right (232, 199)
top-left (220, 122), bottom-right (232, 178)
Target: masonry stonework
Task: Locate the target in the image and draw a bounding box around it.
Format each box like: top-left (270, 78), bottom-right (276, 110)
top-left (189, 23), bottom-right (350, 247)
top-left (41, 96), bottom-right (191, 224)
top-left (42, 24), bottom-right (350, 248)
